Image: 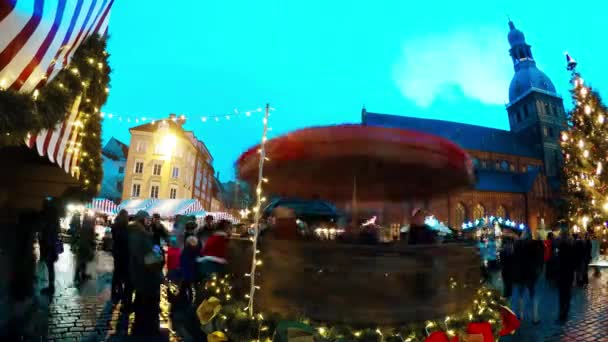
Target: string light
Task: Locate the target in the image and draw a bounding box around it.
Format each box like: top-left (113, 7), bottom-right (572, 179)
top-left (248, 104), bottom-right (271, 317)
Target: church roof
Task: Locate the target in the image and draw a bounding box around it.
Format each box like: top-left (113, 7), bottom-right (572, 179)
top-left (363, 111), bottom-right (540, 158)
top-left (475, 168), bottom-right (540, 193)
top-left (509, 64), bottom-right (557, 103)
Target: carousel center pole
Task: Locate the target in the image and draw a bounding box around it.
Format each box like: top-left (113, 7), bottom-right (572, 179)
top-left (248, 103), bottom-right (270, 317)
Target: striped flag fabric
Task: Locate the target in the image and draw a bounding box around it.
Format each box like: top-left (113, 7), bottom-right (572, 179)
top-left (1, 0), bottom-right (114, 176)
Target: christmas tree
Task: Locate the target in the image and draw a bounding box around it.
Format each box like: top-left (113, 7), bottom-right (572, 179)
top-left (561, 54), bottom-right (608, 232)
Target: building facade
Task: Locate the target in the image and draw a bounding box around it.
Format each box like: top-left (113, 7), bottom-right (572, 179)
top-left (121, 114), bottom-right (216, 208)
top-left (99, 137), bottom-right (128, 202)
top-left (360, 21), bottom-right (563, 231)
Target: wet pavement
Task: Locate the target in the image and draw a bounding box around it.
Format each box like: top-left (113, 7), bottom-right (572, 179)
top-left (499, 269), bottom-right (608, 342)
top-left (2, 243), bottom-right (608, 341)
top-left (45, 245), bottom-right (178, 341)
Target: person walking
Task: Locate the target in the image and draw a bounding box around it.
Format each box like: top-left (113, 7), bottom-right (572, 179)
top-left (179, 236), bottom-right (199, 303)
top-left (555, 229), bottom-right (577, 323)
top-left (128, 211), bottom-right (164, 337)
top-left (510, 228), bottom-right (543, 323)
top-left (38, 197), bottom-right (61, 295)
top-left (111, 210), bottom-right (130, 305)
top-left (500, 235), bottom-right (516, 299)
top-left (74, 215), bottom-right (96, 284)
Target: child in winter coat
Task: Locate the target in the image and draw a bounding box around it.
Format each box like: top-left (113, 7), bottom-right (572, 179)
top-left (180, 236), bottom-right (199, 303)
top-left (166, 236), bottom-right (181, 282)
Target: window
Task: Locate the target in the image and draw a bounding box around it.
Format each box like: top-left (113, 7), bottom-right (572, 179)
top-left (473, 204), bottom-right (485, 220)
top-left (154, 144), bottom-right (163, 155)
top-left (150, 184), bottom-right (160, 198)
top-left (496, 205), bottom-right (507, 219)
top-left (543, 127), bottom-right (548, 137)
top-left (135, 140), bottom-right (147, 153)
top-left (131, 183), bottom-right (141, 197)
top-left (153, 163), bottom-right (162, 176)
top-left (172, 166), bottom-right (179, 179)
top-left (134, 161), bottom-right (144, 174)
top-left (454, 203), bottom-right (466, 228)
top-left (118, 166), bottom-right (124, 174)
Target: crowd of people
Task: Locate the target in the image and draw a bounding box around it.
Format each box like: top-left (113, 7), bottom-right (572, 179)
top-left (108, 211), bottom-right (231, 338)
top-left (480, 227), bottom-right (595, 324)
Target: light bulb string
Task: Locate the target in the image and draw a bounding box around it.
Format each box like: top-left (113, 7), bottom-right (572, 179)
top-left (248, 103), bottom-right (270, 317)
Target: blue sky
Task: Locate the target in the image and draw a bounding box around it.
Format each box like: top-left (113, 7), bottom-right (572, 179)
top-left (101, 0), bottom-right (608, 181)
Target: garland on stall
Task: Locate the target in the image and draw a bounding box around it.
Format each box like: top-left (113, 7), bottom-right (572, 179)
top-left (462, 216), bottom-right (525, 232)
top-left (0, 35), bottom-right (111, 199)
top-left (194, 275), bottom-right (518, 342)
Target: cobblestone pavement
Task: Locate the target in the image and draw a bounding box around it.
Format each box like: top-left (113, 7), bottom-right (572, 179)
top-left (46, 245), bottom-right (179, 341)
top-left (499, 269), bottom-right (608, 342)
top-left (36, 247), bottom-right (608, 341)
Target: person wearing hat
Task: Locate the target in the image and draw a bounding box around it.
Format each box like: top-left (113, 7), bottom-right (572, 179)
top-left (128, 210), bottom-right (163, 336)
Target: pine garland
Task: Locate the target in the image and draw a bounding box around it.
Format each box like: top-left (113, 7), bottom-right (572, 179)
top-left (0, 35), bottom-right (111, 200)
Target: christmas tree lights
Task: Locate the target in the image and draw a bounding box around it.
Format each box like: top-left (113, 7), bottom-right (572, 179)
top-left (561, 54), bottom-right (608, 233)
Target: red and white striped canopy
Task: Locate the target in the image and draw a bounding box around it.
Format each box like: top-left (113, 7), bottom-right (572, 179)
top-left (1, 0), bottom-right (114, 177)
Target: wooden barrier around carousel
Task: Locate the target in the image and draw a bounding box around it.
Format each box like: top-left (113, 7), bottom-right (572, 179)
top-left (227, 236), bottom-right (481, 325)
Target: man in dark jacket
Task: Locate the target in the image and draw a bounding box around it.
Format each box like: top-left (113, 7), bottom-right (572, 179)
top-left (128, 211), bottom-right (163, 337)
top-left (111, 210), bottom-right (130, 306)
top-left (555, 229), bottom-right (577, 323)
top-left (151, 213), bottom-right (170, 247)
top-left (39, 198), bottom-right (61, 294)
top-left (196, 215), bottom-right (215, 248)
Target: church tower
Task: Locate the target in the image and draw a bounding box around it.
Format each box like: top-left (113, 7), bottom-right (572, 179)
top-left (505, 20), bottom-right (566, 178)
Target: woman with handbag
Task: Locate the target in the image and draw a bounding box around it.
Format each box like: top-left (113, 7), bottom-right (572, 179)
top-left (128, 211), bottom-right (164, 337)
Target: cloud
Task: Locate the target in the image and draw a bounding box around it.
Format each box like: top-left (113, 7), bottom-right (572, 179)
top-left (393, 29), bottom-right (513, 107)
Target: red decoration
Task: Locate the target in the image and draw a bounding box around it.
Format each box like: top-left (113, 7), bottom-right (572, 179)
top-left (466, 322), bottom-right (494, 342)
top-left (424, 331), bottom-right (450, 342)
top-left (499, 305), bottom-right (520, 336)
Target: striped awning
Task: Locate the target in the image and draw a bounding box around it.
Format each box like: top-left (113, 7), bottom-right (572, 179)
top-left (146, 199), bottom-right (202, 218)
top-left (202, 211), bottom-right (240, 224)
top-left (85, 198), bottom-right (117, 215)
top-left (118, 198), bottom-right (157, 215)
top-left (1, 0), bottom-right (114, 176)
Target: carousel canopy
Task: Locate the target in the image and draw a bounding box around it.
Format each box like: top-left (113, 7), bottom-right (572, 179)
top-left (237, 124), bottom-right (475, 201)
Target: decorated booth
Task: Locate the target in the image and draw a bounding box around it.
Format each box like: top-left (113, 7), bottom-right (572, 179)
top-left (0, 0), bottom-right (114, 219)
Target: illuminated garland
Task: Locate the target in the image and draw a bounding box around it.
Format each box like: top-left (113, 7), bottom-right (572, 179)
top-left (0, 35), bottom-right (110, 200)
top-left (99, 107), bottom-right (274, 125)
top-left (462, 216), bottom-right (525, 231)
top-left (198, 275), bottom-right (511, 342)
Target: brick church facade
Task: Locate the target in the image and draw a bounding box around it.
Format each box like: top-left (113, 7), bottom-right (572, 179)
top-left (358, 21), bottom-right (566, 232)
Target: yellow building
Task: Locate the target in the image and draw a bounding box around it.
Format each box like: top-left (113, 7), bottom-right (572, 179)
top-left (122, 114), bottom-right (216, 208)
